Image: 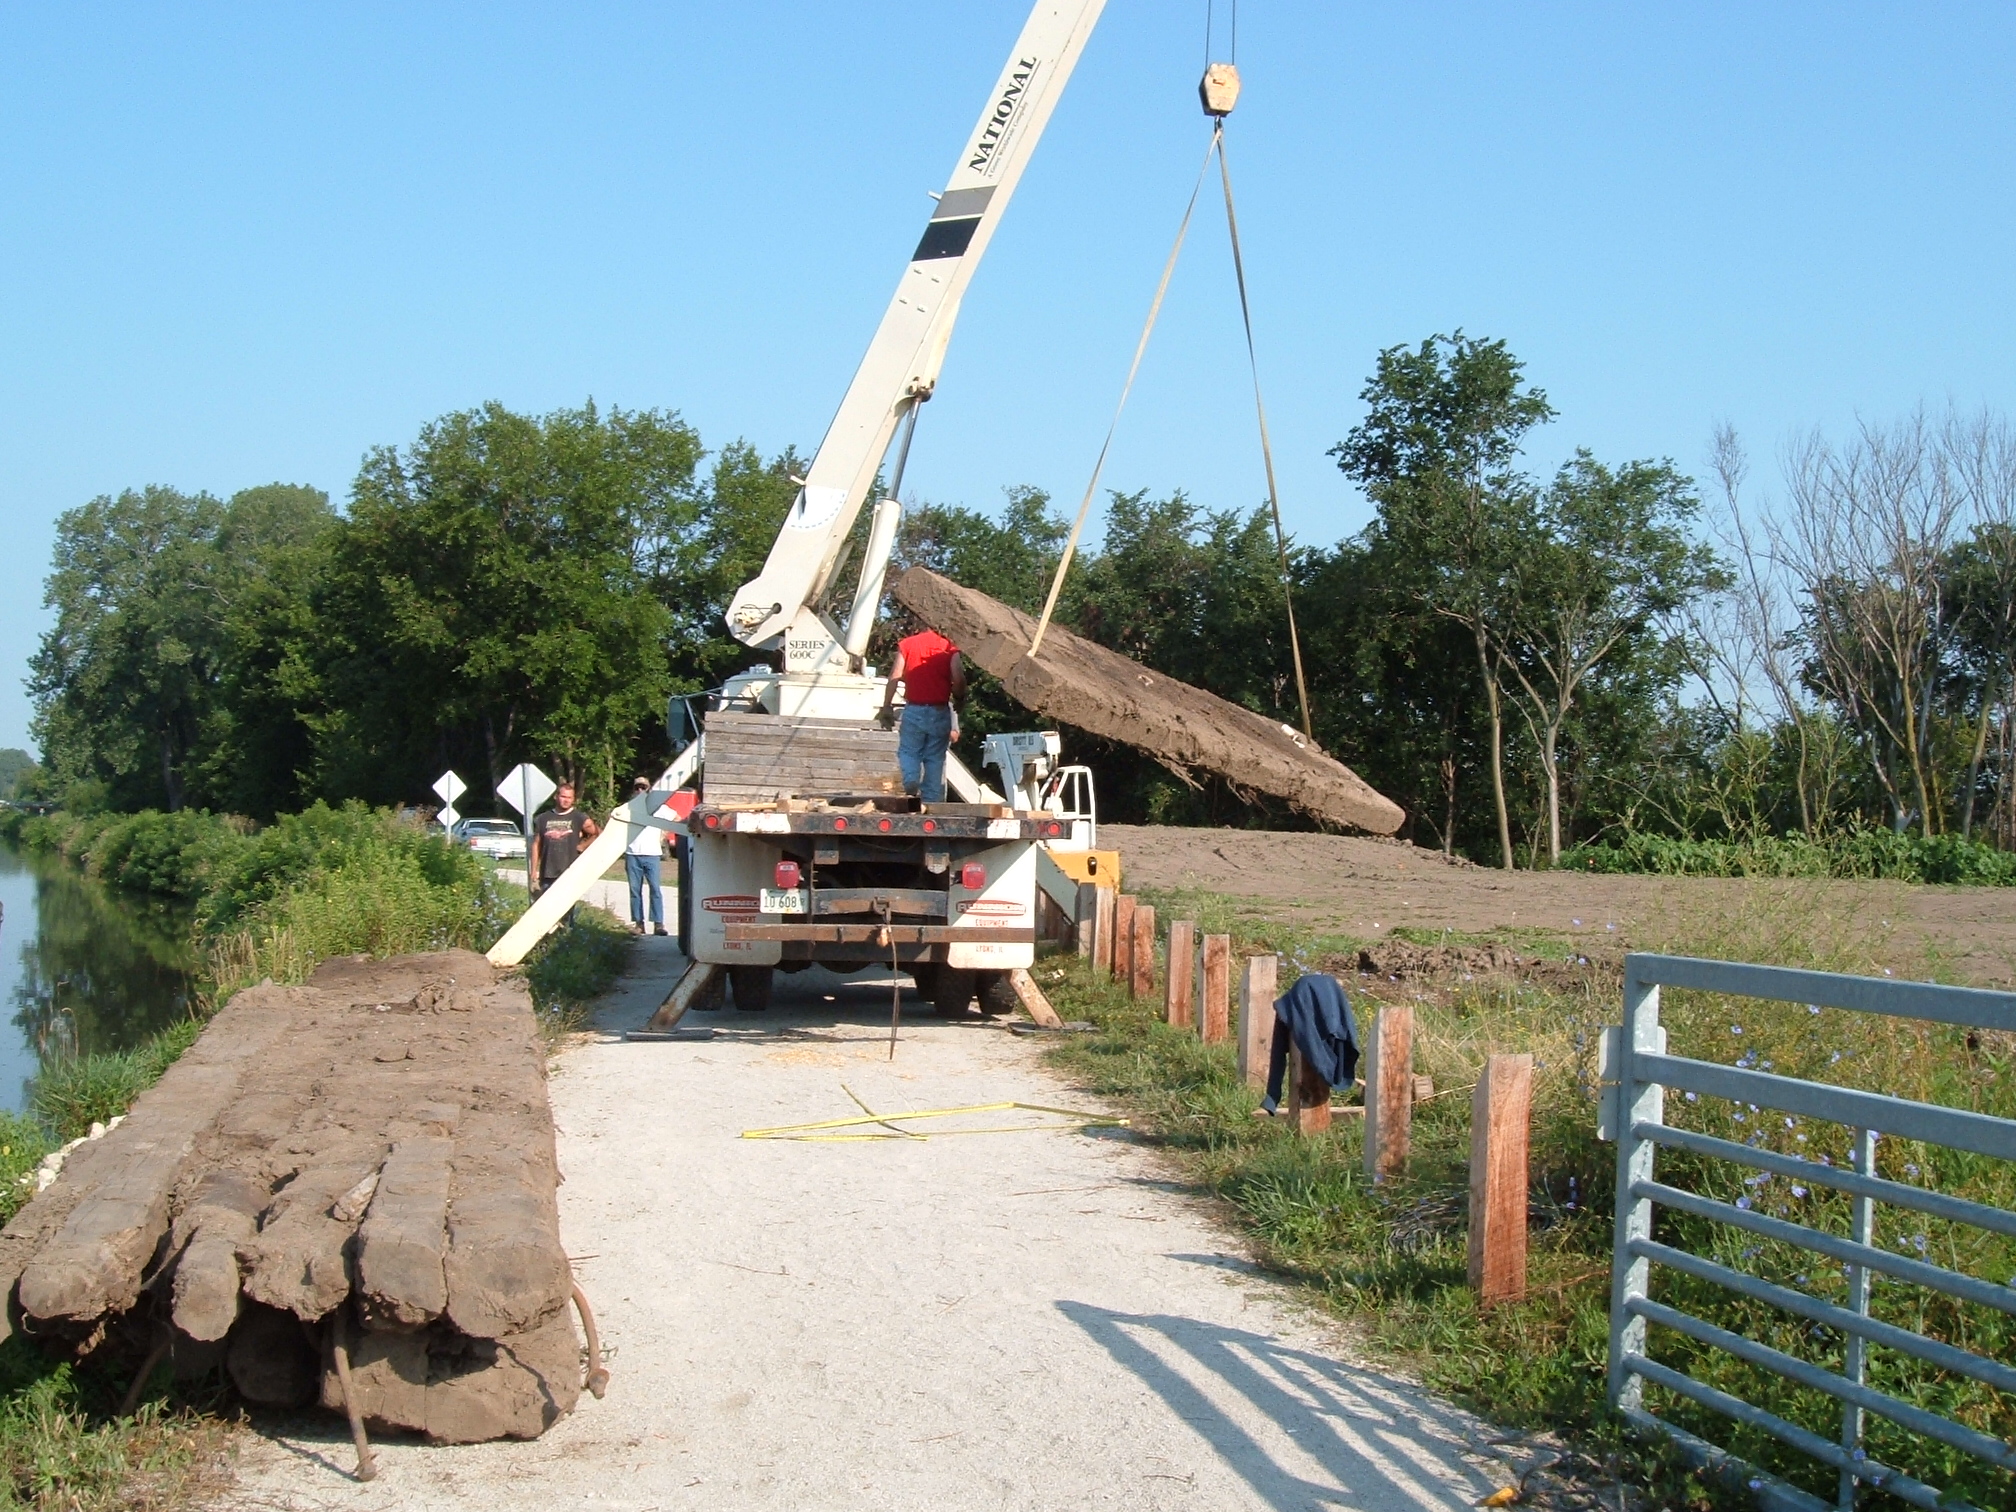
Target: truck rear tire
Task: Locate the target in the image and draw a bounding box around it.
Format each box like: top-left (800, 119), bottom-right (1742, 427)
top-left (727, 965), bottom-right (772, 1012)
top-left (930, 968), bottom-right (977, 1018)
top-left (976, 971), bottom-right (1017, 1018)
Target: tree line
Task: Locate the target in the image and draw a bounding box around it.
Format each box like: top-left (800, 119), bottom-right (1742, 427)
top-left (25, 336), bottom-right (2016, 864)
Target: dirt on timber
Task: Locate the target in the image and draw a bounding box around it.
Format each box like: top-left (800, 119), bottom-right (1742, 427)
top-left (891, 566), bottom-right (1404, 835)
top-left (0, 949), bottom-right (582, 1444)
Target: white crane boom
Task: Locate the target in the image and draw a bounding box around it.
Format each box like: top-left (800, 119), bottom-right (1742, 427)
top-left (725, 0), bottom-right (1106, 673)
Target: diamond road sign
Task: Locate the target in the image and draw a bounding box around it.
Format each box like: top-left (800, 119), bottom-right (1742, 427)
top-left (496, 763), bottom-right (556, 820)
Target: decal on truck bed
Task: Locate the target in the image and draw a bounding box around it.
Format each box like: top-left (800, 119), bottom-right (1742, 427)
top-left (956, 899), bottom-right (1027, 919)
top-left (703, 895), bottom-right (760, 914)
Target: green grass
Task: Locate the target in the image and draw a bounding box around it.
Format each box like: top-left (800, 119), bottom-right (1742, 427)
top-left (1041, 883), bottom-right (2016, 1512)
top-left (1562, 829), bottom-right (2016, 885)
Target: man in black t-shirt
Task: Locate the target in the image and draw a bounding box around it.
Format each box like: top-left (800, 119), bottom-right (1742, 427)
top-left (530, 783), bottom-right (600, 897)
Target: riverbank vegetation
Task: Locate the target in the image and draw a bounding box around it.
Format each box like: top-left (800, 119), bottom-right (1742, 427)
top-left (21, 340), bottom-right (2016, 871)
top-left (1043, 887), bottom-right (2015, 1510)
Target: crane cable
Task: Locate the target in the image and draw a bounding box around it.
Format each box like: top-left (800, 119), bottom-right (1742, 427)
top-left (1027, 129), bottom-right (1219, 661)
top-left (1215, 131), bottom-right (1313, 741)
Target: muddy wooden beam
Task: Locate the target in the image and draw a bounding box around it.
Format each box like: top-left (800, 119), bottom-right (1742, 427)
top-left (1468, 1054), bottom-right (1533, 1305)
top-left (892, 567), bottom-right (1404, 832)
top-left (1009, 969), bottom-right (1063, 1029)
top-left (356, 1133), bottom-right (454, 1330)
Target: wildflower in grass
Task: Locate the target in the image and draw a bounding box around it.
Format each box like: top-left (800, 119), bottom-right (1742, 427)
top-left (1830, 1051), bottom-right (1843, 1063)
top-left (1910, 1234), bottom-right (1928, 1255)
top-left (1685, 1091), bottom-right (1698, 1102)
top-left (1791, 1186), bottom-right (1807, 1198)
top-left (1736, 1196), bottom-right (1752, 1210)
top-left (1731, 1024), bottom-right (1744, 1035)
top-left (1808, 1004), bottom-right (1821, 1015)
top-left (1904, 1163), bottom-right (1920, 1178)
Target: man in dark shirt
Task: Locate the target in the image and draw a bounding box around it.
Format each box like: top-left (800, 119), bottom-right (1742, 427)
top-left (530, 783), bottom-right (600, 897)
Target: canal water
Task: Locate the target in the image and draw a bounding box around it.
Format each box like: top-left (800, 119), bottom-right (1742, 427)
top-left (0, 845), bottom-right (199, 1114)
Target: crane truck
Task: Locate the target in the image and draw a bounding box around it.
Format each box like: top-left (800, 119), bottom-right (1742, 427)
top-left (488, 1), bottom-right (1116, 1015)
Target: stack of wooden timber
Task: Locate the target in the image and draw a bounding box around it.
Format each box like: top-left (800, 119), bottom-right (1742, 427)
top-left (0, 950), bottom-right (584, 1443)
top-left (892, 567), bottom-right (1405, 833)
top-left (702, 710), bottom-right (903, 806)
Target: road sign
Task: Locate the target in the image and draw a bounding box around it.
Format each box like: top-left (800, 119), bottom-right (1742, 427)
top-left (496, 763), bottom-right (557, 841)
top-left (433, 770), bottom-right (466, 831)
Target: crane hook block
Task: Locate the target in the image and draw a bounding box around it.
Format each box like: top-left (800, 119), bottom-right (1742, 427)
top-left (1199, 61), bottom-right (1240, 118)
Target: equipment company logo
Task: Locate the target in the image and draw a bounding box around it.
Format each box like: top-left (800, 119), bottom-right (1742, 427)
top-left (967, 56), bottom-right (1040, 176)
top-left (955, 899), bottom-right (1026, 918)
top-left (702, 895), bottom-right (760, 914)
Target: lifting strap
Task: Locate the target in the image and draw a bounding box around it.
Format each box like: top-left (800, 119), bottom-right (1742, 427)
top-left (1026, 110), bottom-right (1317, 745)
top-left (1216, 132), bottom-right (1314, 740)
top-left (1027, 130), bottom-right (1220, 660)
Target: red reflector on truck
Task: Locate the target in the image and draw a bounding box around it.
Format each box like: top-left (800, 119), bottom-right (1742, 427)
top-left (774, 860), bottom-right (801, 889)
top-left (960, 862), bottom-right (987, 891)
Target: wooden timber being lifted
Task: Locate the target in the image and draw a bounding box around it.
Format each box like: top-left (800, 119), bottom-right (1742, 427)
top-left (891, 567), bottom-right (1405, 833)
top-left (0, 951), bottom-right (594, 1447)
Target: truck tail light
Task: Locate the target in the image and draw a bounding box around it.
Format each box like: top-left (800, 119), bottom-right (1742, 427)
top-left (959, 862), bottom-right (987, 891)
top-left (774, 860), bottom-right (801, 889)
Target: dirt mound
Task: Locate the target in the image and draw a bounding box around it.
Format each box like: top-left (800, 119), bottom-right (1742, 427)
top-left (0, 950), bottom-right (585, 1444)
top-left (891, 567), bottom-right (1404, 834)
top-left (1345, 939), bottom-right (1617, 994)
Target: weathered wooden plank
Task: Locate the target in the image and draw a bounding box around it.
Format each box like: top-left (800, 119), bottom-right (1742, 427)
top-left (241, 1142), bottom-right (385, 1321)
top-left (1164, 920), bottom-right (1196, 1029)
top-left (1468, 1054), bottom-right (1533, 1304)
top-left (1009, 969), bottom-right (1063, 1029)
top-left (1129, 905), bottom-right (1157, 1000)
top-left (1200, 934), bottom-right (1231, 1045)
top-left (1287, 1046), bottom-right (1332, 1135)
top-left (1111, 895), bottom-right (1135, 983)
top-left (1363, 1003), bottom-right (1414, 1182)
top-left (1238, 955), bottom-right (1276, 1089)
top-left (1074, 882), bottom-right (1098, 959)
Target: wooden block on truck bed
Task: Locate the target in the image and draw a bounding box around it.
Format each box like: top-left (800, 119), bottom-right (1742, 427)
top-left (701, 712), bottom-right (904, 807)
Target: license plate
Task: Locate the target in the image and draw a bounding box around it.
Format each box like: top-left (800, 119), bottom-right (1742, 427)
top-left (759, 888), bottom-right (807, 915)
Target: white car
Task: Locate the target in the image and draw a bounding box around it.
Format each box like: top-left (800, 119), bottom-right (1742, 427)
top-left (451, 817), bottom-right (527, 860)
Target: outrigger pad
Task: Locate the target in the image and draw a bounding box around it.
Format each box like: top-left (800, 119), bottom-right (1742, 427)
top-left (891, 567), bottom-right (1404, 834)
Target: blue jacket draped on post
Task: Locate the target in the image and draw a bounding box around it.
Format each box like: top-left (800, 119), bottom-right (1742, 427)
top-left (1262, 972), bottom-right (1361, 1113)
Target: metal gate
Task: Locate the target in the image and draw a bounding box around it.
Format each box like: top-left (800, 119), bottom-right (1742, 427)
top-left (1599, 952), bottom-right (2016, 1511)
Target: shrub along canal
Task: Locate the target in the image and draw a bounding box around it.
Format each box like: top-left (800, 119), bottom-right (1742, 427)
top-left (0, 842), bottom-right (197, 1112)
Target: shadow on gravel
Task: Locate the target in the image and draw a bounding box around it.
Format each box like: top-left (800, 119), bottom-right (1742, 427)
top-left (1059, 1300), bottom-right (1493, 1511)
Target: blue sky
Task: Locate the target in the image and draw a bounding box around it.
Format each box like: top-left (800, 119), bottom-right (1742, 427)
top-left (3, 3), bottom-right (2012, 756)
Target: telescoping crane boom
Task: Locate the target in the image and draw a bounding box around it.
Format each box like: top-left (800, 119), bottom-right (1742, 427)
top-left (488, 1), bottom-right (1112, 979)
top-left (725, 0), bottom-right (1107, 711)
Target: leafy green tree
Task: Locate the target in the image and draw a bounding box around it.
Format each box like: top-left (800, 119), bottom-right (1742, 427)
top-left (31, 487), bottom-right (231, 811)
top-left (306, 401), bottom-right (704, 808)
top-left (0, 750), bottom-right (37, 802)
top-left (1334, 333), bottom-right (1555, 866)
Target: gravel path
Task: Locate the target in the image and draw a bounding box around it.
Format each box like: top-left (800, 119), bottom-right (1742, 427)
top-left (231, 940), bottom-right (1517, 1511)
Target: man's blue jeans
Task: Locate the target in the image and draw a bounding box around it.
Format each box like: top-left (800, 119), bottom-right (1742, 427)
top-left (898, 702), bottom-right (952, 803)
top-left (626, 853), bottom-right (664, 929)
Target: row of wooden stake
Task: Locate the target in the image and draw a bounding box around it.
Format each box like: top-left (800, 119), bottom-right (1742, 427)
top-left (1072, 885), bottom-right (1531, 1304)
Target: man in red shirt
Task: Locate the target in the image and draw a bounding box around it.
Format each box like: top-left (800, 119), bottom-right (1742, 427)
top-left (878, 622), bottom-right (967, 803)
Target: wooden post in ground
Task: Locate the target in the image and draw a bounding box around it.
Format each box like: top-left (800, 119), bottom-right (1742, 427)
top-left (1129, 905), bottom-right (1157, 1000)
top-left (1164, 921), bottom-right (1196, 1028)
top-left (1111, 895), bottom-right (1136, 982)
top-left (1468, 1053), bottom-right (1533, 1304)
top-left (1092, 886), bottom-right (1117, 974)
top-left (1238, 955), bottom-right (1276, 1088)
top-left (1285, 1045), bottom-right (1332, 1135)
top-left (1075, 882), bottom-right (1099, 959)
top-left (1362, 1003), bottom-right (1414, 1182)
top-left (1200, 935), bottom-right (1231, 1044)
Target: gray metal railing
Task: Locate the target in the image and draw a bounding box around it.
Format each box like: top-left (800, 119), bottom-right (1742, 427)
top-left (1600, 953), bottom-right (2016, 1512)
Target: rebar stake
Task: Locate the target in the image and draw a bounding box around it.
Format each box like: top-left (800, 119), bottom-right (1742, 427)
top-left (329, 1311), bottom-right (378, 1482)
top-left (572, 1284), bottom-right (611, 1398)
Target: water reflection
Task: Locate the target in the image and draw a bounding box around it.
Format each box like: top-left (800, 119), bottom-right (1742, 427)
top-left (0, 846), bottom-right (197, 1112)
